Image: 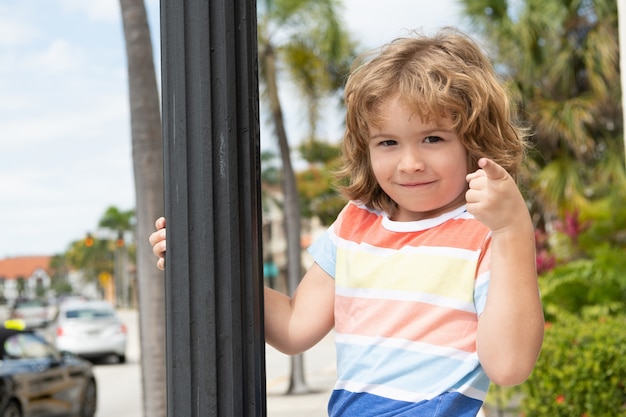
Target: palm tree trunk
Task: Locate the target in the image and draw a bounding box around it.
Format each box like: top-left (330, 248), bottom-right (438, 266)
top-left (119, 1), bottom-right (166, 416)
top-left (262, 43), bottom-right (310, 395)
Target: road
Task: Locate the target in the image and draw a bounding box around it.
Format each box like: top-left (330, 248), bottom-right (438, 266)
top-left (93, 310), bottom-right (143, 417)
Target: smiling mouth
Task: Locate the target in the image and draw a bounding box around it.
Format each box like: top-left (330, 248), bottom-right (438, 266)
top-left (400, 181), bottom-right (433, 187)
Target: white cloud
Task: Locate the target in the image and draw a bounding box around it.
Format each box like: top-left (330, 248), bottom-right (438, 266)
top-left (27, 39), bottom-right (85, 72)
top-left (0, 17), bottom-right (39, 47)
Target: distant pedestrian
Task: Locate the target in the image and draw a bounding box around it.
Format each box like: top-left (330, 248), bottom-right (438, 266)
top-left (150, 27), bottom-right (544, 417)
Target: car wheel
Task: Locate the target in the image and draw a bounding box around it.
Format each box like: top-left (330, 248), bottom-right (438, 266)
top-left (1, 401), bottom-right (22, 417)
top-left (79, 379), bottom-right (97, 417)
top-left (118, 354), bottom-right (126, 364)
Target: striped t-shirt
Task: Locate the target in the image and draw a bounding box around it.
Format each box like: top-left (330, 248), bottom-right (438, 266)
top-left (308, 201), bottom-right (492, 417)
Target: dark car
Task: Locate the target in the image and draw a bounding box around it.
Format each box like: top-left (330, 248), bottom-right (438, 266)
top-left (0, 327), bottom-right (97, 417)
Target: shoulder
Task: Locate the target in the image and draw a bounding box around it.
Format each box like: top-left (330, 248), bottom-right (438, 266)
top-left (334, 201), bottom-right (383, 234)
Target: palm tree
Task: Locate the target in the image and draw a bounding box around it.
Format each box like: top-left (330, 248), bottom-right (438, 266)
top-left (119, 1), bottom-right (166, 416)
top-left (98, 206), bottom-right (136, 307)
top-left (98, 206), bottom-right (135, 234)
top-left (459, 0), bottom-right (621, 223)
top-left (257, 0), bottom-right (354, 394)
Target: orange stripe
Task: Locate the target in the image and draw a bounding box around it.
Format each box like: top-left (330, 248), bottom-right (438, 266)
top-left (336, 205), bottom-right (489, 251)
top-left (335, 294), bottom-right (478, 353)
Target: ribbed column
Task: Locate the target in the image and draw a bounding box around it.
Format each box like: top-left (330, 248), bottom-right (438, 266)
top-left (160, 0), bottom-right (266, 415)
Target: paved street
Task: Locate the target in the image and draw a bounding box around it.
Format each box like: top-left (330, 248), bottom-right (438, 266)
top-left (93, 309), bottom-right (143, 417)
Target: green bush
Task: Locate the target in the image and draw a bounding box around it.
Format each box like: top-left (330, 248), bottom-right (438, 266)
top-left (520, 316), bottom-right (626, 416)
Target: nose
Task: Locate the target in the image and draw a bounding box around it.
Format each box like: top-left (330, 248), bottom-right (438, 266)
top-left (398, 147), bottom-right (424, 173)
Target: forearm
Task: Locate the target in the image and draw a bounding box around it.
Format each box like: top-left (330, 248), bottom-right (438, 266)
top-left (478, 217), bottom-right (544, 386)
top-left (263, 264), bottom-right (335, 355)
top-left (264, 287), bottom-right (302, 354)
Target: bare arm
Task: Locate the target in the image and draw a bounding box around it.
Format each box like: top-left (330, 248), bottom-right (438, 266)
top-left (264, 262), bottom-right (335, 355)
top-left (466, 158), bottom-right (544, 386)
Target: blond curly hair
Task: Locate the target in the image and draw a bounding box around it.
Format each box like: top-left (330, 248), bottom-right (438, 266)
top-left (336, 28), bottom-right (529, 216)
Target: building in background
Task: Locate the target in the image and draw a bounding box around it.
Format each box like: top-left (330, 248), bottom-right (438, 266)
top-left (0, 256), bottom-right (52, 302)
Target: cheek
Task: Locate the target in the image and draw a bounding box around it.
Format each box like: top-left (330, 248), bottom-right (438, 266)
top-left (368, 150), bottom-right (381, 173)
top-left (369, 156), bottom-right (391, 182)
top-left (445, 150), bottom-right (470, 187)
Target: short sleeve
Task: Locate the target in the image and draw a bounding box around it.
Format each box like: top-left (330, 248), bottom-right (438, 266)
top-left (308, 228), bottom-right (337, 279)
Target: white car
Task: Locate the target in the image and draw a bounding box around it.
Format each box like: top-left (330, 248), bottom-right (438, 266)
top-left (53, 300), bottom-right (128, 363)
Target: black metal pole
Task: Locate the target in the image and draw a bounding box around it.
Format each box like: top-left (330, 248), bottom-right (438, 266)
top-left (160, 0), bottom-right (266, 416)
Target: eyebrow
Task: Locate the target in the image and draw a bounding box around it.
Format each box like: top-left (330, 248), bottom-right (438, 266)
top-left (369, 127), bottom-right (455, 139)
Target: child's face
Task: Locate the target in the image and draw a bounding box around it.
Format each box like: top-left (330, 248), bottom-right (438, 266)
top-left (368, 96), bottom-right (469, 221)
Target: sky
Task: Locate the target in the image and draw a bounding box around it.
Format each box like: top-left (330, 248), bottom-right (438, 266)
top-left (0, 0), bottom-right (468, 258)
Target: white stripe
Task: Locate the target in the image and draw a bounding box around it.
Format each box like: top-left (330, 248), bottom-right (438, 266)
top-left (335, 286), bottom-right (477, 313)
top-left (381, 205), bottom-right (469, 232)
top-left (335, 333), bottom-right (476, 362)
top-left (335, 379), bottom-right (434, 403)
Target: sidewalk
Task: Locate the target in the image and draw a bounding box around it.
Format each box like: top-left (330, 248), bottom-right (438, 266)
top-left (266, 332), bottom-right (336, 417)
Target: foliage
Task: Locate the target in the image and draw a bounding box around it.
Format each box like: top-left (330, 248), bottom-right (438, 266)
top-left (538, 187), bottom-right (626, 321)
top-left (261, 142), bottom-right (346, 226)
top-left (518, 194), bottom-right (626, 415)
top-left (457, 3), bottom-right (624, 415)
top-left (299, 139), bottom-right (340, 164)
top-left (539, 252), bottom-right (626, 322)
top-left (50, 279), bottom-right (73, 296)
top-left (520, 316), bottom-right (626, 417)
top-left (65, 236), bottom-right (115, 281)
top-left (296, 164), bottom-right (345, 225)
top-left (260, 150), bottom-right (283, 187)
top-left (62, 206), bottom-right (136, 285)
top-left (258, 0), bottom-right (355, 141)
top-left (460, 0), bottom-right (621, 229)
top-left (98, 206), bottom-right (135, 233)
top-left (296, 139), bottom-right (346, 225)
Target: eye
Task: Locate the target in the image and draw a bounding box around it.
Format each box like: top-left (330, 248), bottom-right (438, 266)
top-left (378, 139), bottom-right (397, 147)
top-left (424, 136), bottom-right (442, 144)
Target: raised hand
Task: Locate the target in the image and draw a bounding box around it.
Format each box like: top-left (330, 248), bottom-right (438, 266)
top-left (465, 158), bottom-right (528, 233)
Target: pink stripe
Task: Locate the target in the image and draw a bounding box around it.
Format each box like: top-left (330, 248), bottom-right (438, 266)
top-left (335, 294), bottom-right (478, 353)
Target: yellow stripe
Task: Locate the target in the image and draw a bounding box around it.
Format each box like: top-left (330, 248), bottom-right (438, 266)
top-left (336, 249), bottom-right (477, 302)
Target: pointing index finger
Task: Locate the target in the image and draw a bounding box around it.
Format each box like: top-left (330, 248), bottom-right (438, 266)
top-left (477, 158), bottom-right (507, 180)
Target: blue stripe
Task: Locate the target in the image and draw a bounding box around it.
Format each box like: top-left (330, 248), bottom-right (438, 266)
top-left (336, 341), bottom-right (488, 396)
top-left (328, 389), bottom-right (483, 417)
